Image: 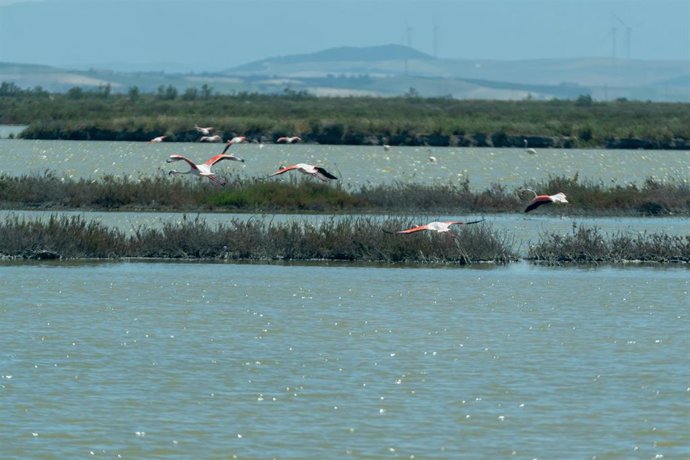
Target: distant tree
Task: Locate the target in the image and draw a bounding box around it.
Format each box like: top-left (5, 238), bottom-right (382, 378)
top-left (183, 87), bottom-right (198, 100)
top-left (67, 87), bottom-right (84, 99)
top-left (200, 84), bottom-right (213, 99)
top-left (157, 84), bottom-right (178, 100)
top-left (0, 81), bottom-right (22, 96)
top-left (404, 87), bottom-right (419, 98)
top-left (128, 85), bottom-right (140, 101)
top-left (97, 83), bottom-right (111, 98)
top-left (575, 94), bottom-right (593, 106)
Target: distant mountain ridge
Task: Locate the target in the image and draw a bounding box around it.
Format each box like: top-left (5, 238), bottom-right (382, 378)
top-left (1, 45), bottom-right (689, 101)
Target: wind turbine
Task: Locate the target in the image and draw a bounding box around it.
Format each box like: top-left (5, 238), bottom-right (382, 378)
top-left (612, 13), bottom-right (642, 59)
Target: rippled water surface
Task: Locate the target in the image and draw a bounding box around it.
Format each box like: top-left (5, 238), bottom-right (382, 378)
top-left (1, 262), bottom-right (688, 459)
top-left (2, 139), bottom-right (688, 189)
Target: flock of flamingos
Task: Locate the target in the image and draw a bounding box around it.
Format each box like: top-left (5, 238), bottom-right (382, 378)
top-left (148, 125), bottom-right (568, 234)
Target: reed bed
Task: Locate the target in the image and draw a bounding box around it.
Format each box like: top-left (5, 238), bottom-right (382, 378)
top-left (0, 214), bottom-right (517, 264)
top-left (527, 224), bottom-right (690, 264)
top-left (1, 172), bottom-right (688, 215)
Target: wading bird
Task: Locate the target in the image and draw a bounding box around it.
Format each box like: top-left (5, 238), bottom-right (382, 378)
top-left (228, 136), bottom-right (247, 144)
top-left (148, 135), bottom-right (166, 143)
top-left (269, 163), bottom-right (338, 181)
top-left (276, 136), bottom-right (302, 143)
top-left (524, 139), bottom-right (537, 154)
top-left (386, 219), bottom-right (485, 234)
top-left (523, 191), bottom-right (568, 213)
top-left (166, 153), bottom-right (244, 186)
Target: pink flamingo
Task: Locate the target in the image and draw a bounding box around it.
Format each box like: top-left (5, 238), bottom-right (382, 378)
top-left (166, 153), bottom-right (244, 186)
top-left (148, 135), bottom-right (166, 143)
top-left (387, 219), bottom-right (485, 234)
top-left (199, 134), bottom-right (223, 142)
top-left (269, 163), bottom-right (337, 181)
top-left (523, 191), bottom-right (568, 213)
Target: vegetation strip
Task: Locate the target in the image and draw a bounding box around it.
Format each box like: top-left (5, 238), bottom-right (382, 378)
top-left (1, 88), bottom-right (689, 149)
top-left (1, 215), bottom-right (687, 265)
top-left (1, 173), bottom-right (688, 216)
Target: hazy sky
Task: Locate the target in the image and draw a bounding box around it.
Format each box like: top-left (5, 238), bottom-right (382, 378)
top-left (0, 0), bottom-right (688, 72)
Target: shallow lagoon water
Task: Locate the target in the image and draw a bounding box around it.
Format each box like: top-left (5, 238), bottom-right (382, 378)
top-left (1, 139), bottom-right (689, 458)
top-left (1, 138), bottom-right (688, 190)
top-left (1, 261), bottom-right (689, 458)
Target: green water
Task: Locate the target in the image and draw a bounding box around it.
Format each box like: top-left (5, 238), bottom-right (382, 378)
top-left (1, 261), bottom-right (688, 458)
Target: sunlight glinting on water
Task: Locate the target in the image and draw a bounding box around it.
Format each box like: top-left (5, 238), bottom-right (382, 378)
top-left (3, 139), bottom-right (688, 190)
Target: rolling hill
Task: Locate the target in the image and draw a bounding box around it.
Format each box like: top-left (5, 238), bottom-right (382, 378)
top-left (2, 45), bottom-right (689, 101)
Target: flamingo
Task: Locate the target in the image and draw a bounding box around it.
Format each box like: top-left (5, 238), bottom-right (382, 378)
top-left (524, 139), bottom-right (537, 154)
top-left (523, 191), bottom-right (568, 213)
top-left (276, 136), bottom-right (302, 144)
top-left (148, 135), bottom-right (166, 143)
top-left (166, 153), bottom-right (244, 186)
top-left (200, 134), bottom-right (223, 142)
top-left (386, 219), bottom-right (485, 234)
top-left (220, 136), bottom-right (248, 154)
top-left (269, 163), bottom-right (338, 181)
top-left (195, 125), bottom-right (214, 135)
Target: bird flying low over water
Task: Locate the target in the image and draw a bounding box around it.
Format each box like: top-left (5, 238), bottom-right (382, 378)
top-left (166, 153), bottom-right (244, 186)
top-left (269, 163), bottom-right (338, 181)
top-left (524, 191), bottom-right (568, 213)
top-left (386, 219), bottom-right (485, 234)
top-left (199, 134), bottom-right (223, 142)
top-left (149, 135), bottom-right (166, 143)
top-left (228, 136), bottom-right (247, 144)
top-left (276, 136), bottom-right (302, 143)
top-left (195, 125), bottom-right (214, 135)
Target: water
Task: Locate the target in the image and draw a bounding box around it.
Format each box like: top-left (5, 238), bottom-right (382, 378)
top-left (1, 138), bottom-right (688, 190)
top-left (1, 139), bottom-right (689, 458)
top-left (1, 262), bottom-right (688, 458)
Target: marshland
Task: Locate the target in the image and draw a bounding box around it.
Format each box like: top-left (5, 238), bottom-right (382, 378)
top-left (1, 96), bottom-right (689, 459)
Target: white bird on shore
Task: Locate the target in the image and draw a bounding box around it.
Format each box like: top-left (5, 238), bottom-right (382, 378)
top-left (386, 219), bottom-right (485, 234)
top-left (269, 163), bottom-right (337, 181)
top-left (524, 139), bottom-right (537, 154)
top-left (523, 190), bottom-right (568, 213)
top-left (148, 135), bottom-right (166, 143)
top-left (276, 136), bottom-right (302, 144)
top-left (166, 153), bottom-right (244, 186)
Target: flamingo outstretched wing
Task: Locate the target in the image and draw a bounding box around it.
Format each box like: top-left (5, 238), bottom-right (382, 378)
top-left (314, 166), bottom-right (338, 181)
top-left (167, 154), bottom-right (199, 170)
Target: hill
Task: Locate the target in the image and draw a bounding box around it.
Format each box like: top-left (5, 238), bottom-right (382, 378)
top-left (2, 45), bottom-right (689, 101)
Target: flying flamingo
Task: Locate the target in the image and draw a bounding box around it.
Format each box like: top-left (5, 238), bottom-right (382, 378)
top-left (524, 139), bottom-right (537, 154)
top-left (523, 190), bottom-right (568, 213)
top-left (386, 219), bottom-right (485, 234)
top-left (220, 136), bottom-right (248, 154)
top-left (195, 125), bottom-right (214, 135)
top-left (166, 152), bottom-right (244, 186)
top-left (200, 134), bottom-right (223, 142)
top-left (149, 135), bottom-right (167, 143)
top-left (269, 163), bottom-right (338, 181)
top-left (276, 136), bottom-right (302, 144)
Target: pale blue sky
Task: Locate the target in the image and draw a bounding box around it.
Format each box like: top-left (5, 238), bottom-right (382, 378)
top-left (0, 0), bottom-right (688, 72)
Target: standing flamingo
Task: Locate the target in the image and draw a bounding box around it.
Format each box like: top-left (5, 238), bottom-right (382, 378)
top-left (386, 219), bottom-right (485, 234)
top-left (276, 136), bottom-right (302, 144)
top-left (148, 135), bottom-right (167, 143)
top-left (269, 163), bottom-right (337, 181)
top-left (166, 153), bottom-right (244, 186)
top-left (523, 191), bottom-right (568, 213)
top-left (524, 139), bottom-right (537, 154)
